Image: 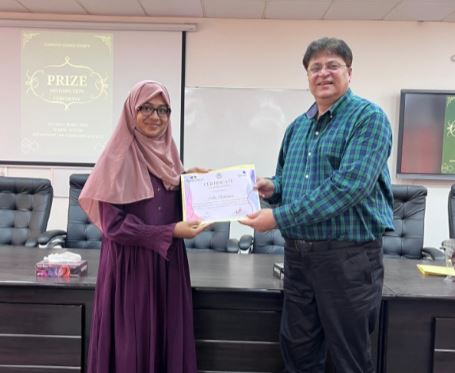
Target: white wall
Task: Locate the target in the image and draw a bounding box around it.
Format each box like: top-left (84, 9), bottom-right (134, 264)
top-left (4, 17), bottom-right (455, 247)
top-left (184, 18), bottom-right (455, 247)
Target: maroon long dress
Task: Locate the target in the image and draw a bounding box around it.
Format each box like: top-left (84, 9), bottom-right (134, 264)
top-left (87, 174), bottom-right (197, 373)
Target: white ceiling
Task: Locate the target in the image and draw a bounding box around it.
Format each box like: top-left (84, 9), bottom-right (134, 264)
top-left (1, 0), bottom-right (455, 22)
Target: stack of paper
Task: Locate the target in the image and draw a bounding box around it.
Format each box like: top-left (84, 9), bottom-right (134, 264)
top-left (416, 264), bottom-right (455, 276)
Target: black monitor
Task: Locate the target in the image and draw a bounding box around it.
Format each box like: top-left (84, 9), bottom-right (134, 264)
top-left (397, 89), bottom-right (455, 180)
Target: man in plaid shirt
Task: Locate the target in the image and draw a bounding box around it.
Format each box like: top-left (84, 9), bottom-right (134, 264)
top-left (241, 37), bottom-right (394, 372)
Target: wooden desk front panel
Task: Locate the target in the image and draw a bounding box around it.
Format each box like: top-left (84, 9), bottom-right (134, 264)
top-left (433, 317), bottom-right (455, 373)
top-left (382, 298), bottom-right (455, 373)
top-left (193, 289), bottom-right (284, 372)
top-left (0, 303), bottom-right (82, 372)
top-left (0, 285), bottom-right (94, 373)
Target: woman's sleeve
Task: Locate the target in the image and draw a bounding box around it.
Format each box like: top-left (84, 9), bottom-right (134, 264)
top-left (99, 201), bottom-right (176, 260)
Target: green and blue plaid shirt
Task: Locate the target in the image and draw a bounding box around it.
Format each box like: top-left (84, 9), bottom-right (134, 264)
top-left (270, 89), bottom-right (394, 241)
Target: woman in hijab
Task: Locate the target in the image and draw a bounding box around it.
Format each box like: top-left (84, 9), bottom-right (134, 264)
top-left (80, 80), bottom-right (208, 373)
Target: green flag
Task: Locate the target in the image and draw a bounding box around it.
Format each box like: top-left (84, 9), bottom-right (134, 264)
top-left (441, 96), bottom-right (455, 174)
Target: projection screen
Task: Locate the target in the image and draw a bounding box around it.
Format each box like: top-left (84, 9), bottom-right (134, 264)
top-left (0, 22), bottom-right (188, 166)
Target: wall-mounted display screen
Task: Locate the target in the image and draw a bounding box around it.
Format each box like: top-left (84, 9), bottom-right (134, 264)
top-left (397, 90), bottom-right (455, 180)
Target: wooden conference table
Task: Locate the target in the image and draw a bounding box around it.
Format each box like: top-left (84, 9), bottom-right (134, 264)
top-left (0, 246), bottom-right (453, 373)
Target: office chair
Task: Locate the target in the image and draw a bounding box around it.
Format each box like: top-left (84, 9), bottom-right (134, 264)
top-left (0, 176), bottom-right (53, 247)
top-left (449, 184), bottom-right (455, 239)
top-left (383, 184), bottom-right (443, 260)
top-left (238, 228), bottom-right (285, 254)
top-left (38, 173), bottom-right (101, 249)
top-left (235, 199), bottom-right (284, 254)
top-left (185, 221), bottom-right (237, 253)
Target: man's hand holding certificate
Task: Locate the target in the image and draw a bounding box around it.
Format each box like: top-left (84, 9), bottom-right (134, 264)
top-left (181, 164), bottom-right (260, 223)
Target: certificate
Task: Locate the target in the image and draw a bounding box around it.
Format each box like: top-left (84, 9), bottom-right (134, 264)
top-left (181, 164), bottom-right (261, 222)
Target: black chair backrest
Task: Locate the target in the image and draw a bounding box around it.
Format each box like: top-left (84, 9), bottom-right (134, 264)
top-left (66, 174), bottom-right (101, 249)
top-left (253, 228), bottom-right (285, 254)
top-left (249, 199), bottom-right (285, 254)
top-left (185, 222), bottom-right (230, 252)
top-left (383, 184), bottom-right (427, 259)
top-left (0, 176), bottom-right (53, 246)
top-left (449, 184), bottom-right (455, 239)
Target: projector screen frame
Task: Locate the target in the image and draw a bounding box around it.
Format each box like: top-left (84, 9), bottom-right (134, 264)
top-left (0, 20), bottom-right (193, 167)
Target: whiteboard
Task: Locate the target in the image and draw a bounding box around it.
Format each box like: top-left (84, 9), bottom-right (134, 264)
top-left (184, 87), bottom-right (313, 177)
top-left (184, 87), bottom-right (314, 240)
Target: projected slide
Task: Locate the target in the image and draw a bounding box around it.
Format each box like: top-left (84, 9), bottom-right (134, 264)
top-left (21, 31), bottom-right (113, 162)
top-left (441, 96), bottom-right (455, 174)
top-left (1, 24), bottom-right (182, 165)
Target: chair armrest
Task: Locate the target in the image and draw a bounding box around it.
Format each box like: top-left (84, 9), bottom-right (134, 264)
top-left (238, 234), bottom-right (253, 254)
top-left (37, 230), bottom-right (67, 248)
top-left (226, 238), bottom-right (240, 253)
top-left (24, 238), bottom-right (38, 247)
top-left (422, 246), bottom-right (445, 262)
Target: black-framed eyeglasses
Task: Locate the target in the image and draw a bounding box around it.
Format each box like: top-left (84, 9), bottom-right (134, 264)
top-left (138, 104), bottom-right (171, 118)
top-left (308, 62), bottom-right (347, 75)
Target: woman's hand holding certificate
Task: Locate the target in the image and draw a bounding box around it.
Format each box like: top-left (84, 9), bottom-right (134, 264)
top-left (181, 164), bottom-right (260, 223)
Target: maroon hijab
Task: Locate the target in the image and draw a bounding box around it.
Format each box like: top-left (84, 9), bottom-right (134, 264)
top-left (79, 80), bottom-right (183, 231)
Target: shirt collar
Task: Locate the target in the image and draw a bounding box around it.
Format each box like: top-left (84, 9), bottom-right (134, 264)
top-left (305, 88), bottom-right (352, 120)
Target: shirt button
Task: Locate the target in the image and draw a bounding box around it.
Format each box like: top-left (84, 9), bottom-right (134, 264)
top-left (158, 206), bottom-right (162, 211)
top-left (308, 152), bottom-right (312, 156)
top-left (157, 187), bottom-right (161, 192)
top-left (305, 175), bottom-right (309, 179)
top-left (315, 131), bottom-right (319, 136)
